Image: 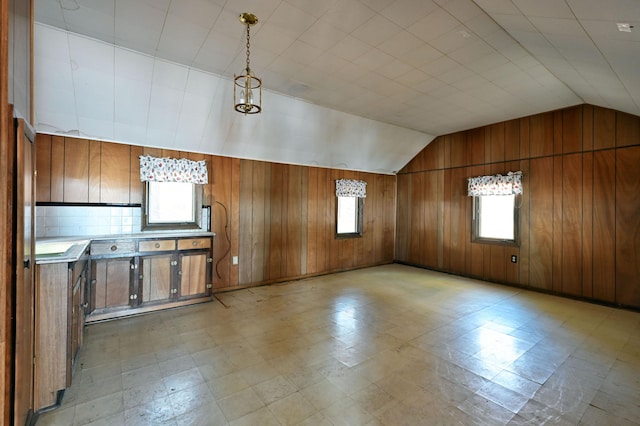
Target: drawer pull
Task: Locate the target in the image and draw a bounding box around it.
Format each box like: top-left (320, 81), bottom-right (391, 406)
top-left (154, 243), bottom-right (160, 248)
top-left (192, 241), bottom-right (198, 246)
top-left (110, 245), bottom-right (118, 251)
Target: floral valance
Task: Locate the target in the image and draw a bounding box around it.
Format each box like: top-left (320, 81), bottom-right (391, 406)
top-left (336, 179), bottom-right (367, 198)
top-left (139, 155), bottom-right (208, 184)
top-left (467, 171), bottom-right (522, 196)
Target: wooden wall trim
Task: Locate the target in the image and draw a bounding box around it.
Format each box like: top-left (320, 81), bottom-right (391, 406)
top-left (34, 137), bottom-right (397, 291)
top-left (396, 104), bottom-right (640, 309)
top-left (2, 0), bottom-right (13, 420)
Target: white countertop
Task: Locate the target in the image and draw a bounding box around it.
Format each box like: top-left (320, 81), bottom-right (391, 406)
top-left (35, 231), bottom-right (215, 264)
top-left (35, 239), bottom-right (91, 265)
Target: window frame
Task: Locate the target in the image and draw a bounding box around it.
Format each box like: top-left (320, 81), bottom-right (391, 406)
top-left (335, 196), bottom-right (363, 239)
top-left (142, 181), bottom-right (203, 231)
top-left (471, 194), bottom-right (520, 247)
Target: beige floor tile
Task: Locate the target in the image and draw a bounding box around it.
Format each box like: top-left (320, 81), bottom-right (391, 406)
top-left (217, 387), bottom-right (265, 421)
top-left (36, 265), bottom-right (639, 426)
top-left (122, 378), bottom-right (168, 410)
top-left (300, 378), bottom-right (349, 410)
top-left (477, 381), bottom-right (529, 413)
top-left (267, 392), bottom-right (317, 425)
top-left (74, 375), bottom-right (123, 405)
top-left (294, 411), bottom-right (334, 426)
top-left (73, 392), bottom-right (124, 425)
top-left (206, 371), bottom-right (251, 400)
top-left (491, 369), bottom-right (541, 398)
top-left (122, 364), bottom-right (163, 390)
top-left (457, 394), bottom-right (516, 425)
top-left (579, 404), bottom-right (639, 426)
top-left (163, 367), bottom-right (205, 394)
top-left (36, 405), bottom-right (75, 426)
top-left (229, 406), bottom-right (280, 426)
top-left (175, 401), bottom-right (227, 426)
top-left (123, 395), bottom-right (175, 426)
top-left (168, 382), bottom-right (215, 416)
top-left (351, 383), bottom-right (396, 415)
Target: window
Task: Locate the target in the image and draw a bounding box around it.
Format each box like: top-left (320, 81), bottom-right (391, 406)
top-left (143, 181), bottom-right (202, 230)
top-left (335, 179), bottom-right (366, 238)
top-left (336, 196), bottom-right (363, 237)
top-left (468, 171), bottom-right (522, 245)
top-left (472, 194), bottom-right (519, 245)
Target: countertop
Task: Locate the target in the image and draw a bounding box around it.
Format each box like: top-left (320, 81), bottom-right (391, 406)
top-left (35, 231), bottom-right (215, 265)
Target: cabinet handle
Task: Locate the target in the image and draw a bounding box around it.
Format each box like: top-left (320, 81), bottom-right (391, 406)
top-left (177, 271), bottom-right (182, 276)
top-left (171, 288), bottom-right (178, 294)
top-left (170, 260), bottom-right (178, 266)
top-left (154, 242), bottom-right (160, 248)
top-left (207, 258), bottom-right (213, 263)
top-left (110, 245), bottom-right (118, 251)
top-left (192, 241), bottom-right (198, 246)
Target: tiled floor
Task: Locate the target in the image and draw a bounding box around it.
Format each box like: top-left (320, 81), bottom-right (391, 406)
top-left (38, 264), bottom-right (640, 425)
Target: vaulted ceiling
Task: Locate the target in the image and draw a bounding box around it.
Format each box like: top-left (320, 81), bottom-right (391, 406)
top-left (33, 0), bottom-right (640, 173)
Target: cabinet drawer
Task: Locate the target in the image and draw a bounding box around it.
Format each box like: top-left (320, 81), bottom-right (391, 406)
top-left (139, 239), bottom-right (176, 252)
top-left (178, 238), bottom-right (211, 250)
top-left (91, 241), bottom-right (136, 256)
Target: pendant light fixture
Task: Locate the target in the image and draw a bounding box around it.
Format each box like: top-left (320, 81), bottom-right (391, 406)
top-left (234, 13), bottom-right (262, 114)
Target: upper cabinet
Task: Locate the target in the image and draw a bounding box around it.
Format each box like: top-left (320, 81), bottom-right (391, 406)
top-left (36, 135), bottom-right (139, 204)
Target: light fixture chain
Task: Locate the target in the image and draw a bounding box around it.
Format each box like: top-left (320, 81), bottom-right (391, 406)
top-left (245, 24), bottom-right (251, 72)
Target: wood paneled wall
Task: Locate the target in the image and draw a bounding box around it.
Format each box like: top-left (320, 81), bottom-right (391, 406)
top-left (35, 135), bottom-right (396, 290)
top-left (397, 104), bottom-right (640, 309)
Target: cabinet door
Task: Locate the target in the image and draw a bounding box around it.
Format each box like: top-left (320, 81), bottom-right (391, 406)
top-left (178, 251), bottom-right (210, 298)
top-left (34, 263), bottom-right (68, 410)
top-left (70, 262), bottom-right (86, 370)
top-left (70, 279), bottom-right (81, 384)
top-left (140, 254), bottom-right (174, 304)
top-left (15, 118), bottom-right (36, 422)
top-left (91, 258), bottom-right (134, 311)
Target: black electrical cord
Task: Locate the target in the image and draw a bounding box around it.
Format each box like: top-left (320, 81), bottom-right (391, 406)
top-left (214, 200), bottom-right (231, 280)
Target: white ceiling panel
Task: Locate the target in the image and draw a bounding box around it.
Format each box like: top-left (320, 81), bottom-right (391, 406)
top-left (352, 14), bottom-right (403, 47)
top-left (33, 0), bottom-right (640, 173)
top-left (408, 8), bottom-right (461, 42)
top-left (566, 0), bottom-right (640, 21)
top-left (156, 13), bottom-right (210, 64)
top-left (512, 0), bottom-right (574, 18)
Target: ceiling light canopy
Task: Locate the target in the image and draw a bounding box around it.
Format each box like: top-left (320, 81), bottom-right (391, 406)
top-left (234, 13), bottom-right (262, 115)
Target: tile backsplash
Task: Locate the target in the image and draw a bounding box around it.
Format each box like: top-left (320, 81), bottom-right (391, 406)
top-left (36, 205), bottom-right (210, 238)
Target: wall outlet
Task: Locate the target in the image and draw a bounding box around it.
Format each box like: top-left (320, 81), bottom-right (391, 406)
top-left (232, 256), bottom-right (238, 265)
top-left (511, 255), bottom-right (517, 263)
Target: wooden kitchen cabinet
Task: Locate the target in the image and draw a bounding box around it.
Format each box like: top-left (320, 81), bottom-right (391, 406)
top-left (70, 265), bottom-right (86, 374)
top-left (35, 254), bottom-right (88, 411)
top-left (140, 253), bottom-right (174, 305)
top-left (178, 238), bottom-right (211, 299)
top-left (87, 235), bottom-right (214, 322)
top-left (35, 136), bottom-right (135, 204)
top-left (139, 237), bottom-right (212, 303)
top-left (90, 257), bottom-right (135, 314)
